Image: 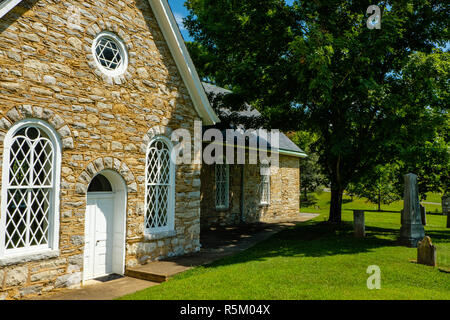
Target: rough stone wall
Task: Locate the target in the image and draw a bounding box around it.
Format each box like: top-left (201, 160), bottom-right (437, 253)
top-left (200, 164), bottom-right (242, 228)
top-left (0, 0), bottom-right (201, 299)
top-left (200, 155), bottom-right (301, 228)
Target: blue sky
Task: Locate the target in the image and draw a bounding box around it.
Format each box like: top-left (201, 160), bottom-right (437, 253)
top-left (167, 0), bottom-right (191, 40)
top-left (168, 1), bottom-right (448, 51)
top-left (168, 0), bottom-right (295, 41)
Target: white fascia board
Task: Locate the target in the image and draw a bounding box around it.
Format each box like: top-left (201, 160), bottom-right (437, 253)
top-left (0, 0), bottom-right (22, 19)
top-left (148, 0), bottom-right (220, 125)
top-left (201, 139), bottom-right (308, 158)
top-left (278, 148), bottom-right (308, 158)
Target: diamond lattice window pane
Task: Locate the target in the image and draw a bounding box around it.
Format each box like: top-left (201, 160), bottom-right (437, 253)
top-left (215, 164), bottom-right (229, 208)
top-left (32, 138), bottom-right (54, 186)
top-left (145, 139), bottom-right (173, 231)
top-left (260, 174), bottom-right (270, 204)
top-left (3, 126), bottom-right (54, 253)
top-left (260, 163), bottom-right (270, 204)
top-left (29, 189), bottom-right (50, 246)
top-left (9, 136), bottom-right (32, 187)
top-left (5, 189), bottom-right (28, 249)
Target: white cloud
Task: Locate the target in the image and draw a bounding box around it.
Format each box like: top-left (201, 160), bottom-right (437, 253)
top-left (173, 12), bottom-right (186, 31)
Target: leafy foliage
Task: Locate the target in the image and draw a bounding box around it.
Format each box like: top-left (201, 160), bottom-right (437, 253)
top-left (184, 0), bottom-right (450, 221)
top-left (289, 131), bottom-right (327, 202)
top-left (347, 165), bottom-right (401, 211)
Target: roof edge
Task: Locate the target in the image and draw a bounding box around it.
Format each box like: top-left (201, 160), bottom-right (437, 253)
top-left (0, 0), bottom-right (23, 19)
top-left (200, 140), bottom-right (308, 159)
top-left (148, 0), bottom-right (220, 125)
top-left (279, 148), bottom-right (308, 158)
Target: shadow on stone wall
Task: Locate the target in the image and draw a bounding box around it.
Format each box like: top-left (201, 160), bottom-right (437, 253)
top-left (0, 1), bottom-right (40, 34)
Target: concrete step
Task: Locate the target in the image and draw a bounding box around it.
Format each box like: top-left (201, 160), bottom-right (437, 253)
top-left (125, 260), bottom-right (193, 283)
top-left (125, 268), bottom-right (168, 283)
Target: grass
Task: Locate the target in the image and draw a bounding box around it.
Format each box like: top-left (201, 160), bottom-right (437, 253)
top-left (423, 192), bottom-right (445, 204)
top-left (305, 191), bottom-right (443, 215)
top-left (119, 192), bottom-right (449, 300)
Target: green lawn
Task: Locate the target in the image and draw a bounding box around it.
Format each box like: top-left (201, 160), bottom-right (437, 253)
top-left (423, 192), bottom-right (445, 204)
top-left (305, 191), bottom-right (443, 216)
top-left (119, 192), bottom-right (449, 300)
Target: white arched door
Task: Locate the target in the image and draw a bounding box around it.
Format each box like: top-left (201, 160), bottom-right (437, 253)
top-left (83, 171), bottom-right (126, 282)
top-left (84, 192), bottom-right (114, 280)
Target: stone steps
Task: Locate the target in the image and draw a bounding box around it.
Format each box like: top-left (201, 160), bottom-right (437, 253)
top-left (124, 268), bottom-right (169, 283)
top-left (125, 260), bottom-right (193, 283)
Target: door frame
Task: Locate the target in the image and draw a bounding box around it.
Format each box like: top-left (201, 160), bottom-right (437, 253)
top-left (83, 170), bottom-right (127, 283)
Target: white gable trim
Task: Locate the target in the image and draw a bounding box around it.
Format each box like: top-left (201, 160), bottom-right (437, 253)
top-left (0, 0), bottom-right (22, 19)
top-left (148, 0), bottom-right (219, 126)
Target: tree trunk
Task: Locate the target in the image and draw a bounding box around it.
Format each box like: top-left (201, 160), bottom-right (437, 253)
top-left (328, 188), bottom-right (343, 223)
top-left (377, 189), bottom-right (381, 212)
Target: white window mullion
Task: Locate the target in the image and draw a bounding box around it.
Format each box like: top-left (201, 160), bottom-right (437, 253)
top-left (155, 185), bottom-right (160, 227)
top-left (25, 139), bottom-right (35, 248)
top-left (25, 189), bottom-right (31, 247)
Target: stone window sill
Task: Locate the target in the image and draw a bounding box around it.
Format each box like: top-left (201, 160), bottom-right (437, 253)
top-left (0, 249), bottom-right (60, 267)
top-left (215, 206), bottom-right (230, 212)
top-left (144, 230), bottom-right (176, 241)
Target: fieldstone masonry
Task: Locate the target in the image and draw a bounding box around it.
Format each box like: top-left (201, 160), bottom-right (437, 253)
top-left (0, 0), bottom-right (202, 299)
top-left (201, 155), bottom-right (301, 228)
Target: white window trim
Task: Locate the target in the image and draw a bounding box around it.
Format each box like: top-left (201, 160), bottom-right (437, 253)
top-left (0, 0), bottom-right (22, 19)
top-left (0, 119), bottom-right (62, 259)
top-left (260, 163), bottom-right (271, 206)
top-left (144, 135), bottom-right (175, 235)
top-left (91, 31), bottom-right (129, 78)
top-left (215, 163), bottom-right (230, 210)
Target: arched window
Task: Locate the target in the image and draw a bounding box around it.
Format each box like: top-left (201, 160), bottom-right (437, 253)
top-left (0, 120), bottom-right (61, 257)
top-left (215, 163), bottom-right (229, 210)
top-left (145, 136), bottom-right (175, 234)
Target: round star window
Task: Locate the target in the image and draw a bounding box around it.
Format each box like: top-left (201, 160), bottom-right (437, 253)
top-left (92, 31), bottom-right (128, 77)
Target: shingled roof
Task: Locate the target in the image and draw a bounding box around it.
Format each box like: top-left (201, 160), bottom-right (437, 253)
top-left (202, 82), bottom-right (307, 158)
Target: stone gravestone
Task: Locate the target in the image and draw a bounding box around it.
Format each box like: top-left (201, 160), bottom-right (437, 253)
top-left (399, 173), bottom-right (425, 247)
top-left (442, 195), bottom-right (449, 228)
top-left (442, 195), bottom-right (449, 215)
top-left (353, 210), bottom-right (365, 238)
top-left (420, 205), bottom-right (426, 226)
top-left (417, 236), bottom-right (437, 267)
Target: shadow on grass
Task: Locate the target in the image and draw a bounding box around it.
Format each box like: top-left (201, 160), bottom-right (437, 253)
top-left (201, 221), bottom-right (404, 269)
top-left (365, 226), bottom-right (449, 241)
top-left (425, 211), bottom-right (445, 216)
top-left (346, 208), bottom-right (401, 214)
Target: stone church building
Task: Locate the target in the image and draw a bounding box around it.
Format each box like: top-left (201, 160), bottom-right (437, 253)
top-left (0, 0), bottom-right (305, 299)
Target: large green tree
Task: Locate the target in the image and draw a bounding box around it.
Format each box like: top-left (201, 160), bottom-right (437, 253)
top-left (347, 164), bottom-right (401, 211)
top-left (289, 131), bottom-right (327, 203)
top-left (184, 0), bottom-right (449, 222)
